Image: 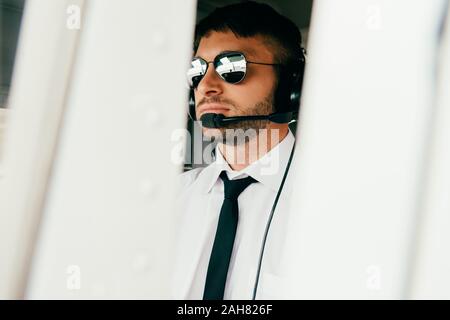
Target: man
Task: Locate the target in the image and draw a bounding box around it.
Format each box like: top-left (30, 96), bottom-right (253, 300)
top-left (173, 1), bottom-right (305, 300)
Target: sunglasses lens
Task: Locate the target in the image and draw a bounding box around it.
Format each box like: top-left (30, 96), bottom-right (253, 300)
top-left (187, 52), bottom-right (247, 88)
top-left (187, 58), bottom-right (207, 88)
top-left (215, 52), bottom-right (246, 84)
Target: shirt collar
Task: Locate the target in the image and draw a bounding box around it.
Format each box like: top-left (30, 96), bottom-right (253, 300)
top-left (201, 129), bottom-right (296, 194)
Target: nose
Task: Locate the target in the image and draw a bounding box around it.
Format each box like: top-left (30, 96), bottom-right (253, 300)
top-left (196, 62), bottom-right (224, 98)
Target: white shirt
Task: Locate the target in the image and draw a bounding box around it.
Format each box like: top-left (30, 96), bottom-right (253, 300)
top-left (172, 129), bottom-right (297, 299)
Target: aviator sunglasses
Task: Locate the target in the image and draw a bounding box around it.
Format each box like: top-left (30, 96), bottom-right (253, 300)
top-left (187, 51), bottom-right (280, 89)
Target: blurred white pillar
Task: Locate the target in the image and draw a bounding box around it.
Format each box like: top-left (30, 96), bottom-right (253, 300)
top-left (410, 3), bottom-right (450, 299)
top-left (0, 108), bottom-right (7, 162)
top-left (25, 0), bottom-right (196, 299)
top-left (281, 0), bottom-right (447, 299)
top-left (1, 0), bottom-right (196, 299)
top-left (0, 0), bottom-right (85, 299)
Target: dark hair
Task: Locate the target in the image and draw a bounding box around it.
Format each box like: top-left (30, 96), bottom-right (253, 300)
top-left (194, 1), bottom-right (303, 66)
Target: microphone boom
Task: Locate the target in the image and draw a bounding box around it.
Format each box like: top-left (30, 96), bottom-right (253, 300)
top-left (199, 112), bottom-right (296, 128)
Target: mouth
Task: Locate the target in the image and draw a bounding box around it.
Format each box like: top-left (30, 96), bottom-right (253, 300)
top-left (198, 104), bottom-right (230, 118)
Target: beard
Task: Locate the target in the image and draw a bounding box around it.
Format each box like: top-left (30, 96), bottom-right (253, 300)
top-left (201, 93), bottom-right (274, 146)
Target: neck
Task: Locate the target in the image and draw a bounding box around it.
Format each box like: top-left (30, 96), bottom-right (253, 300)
top-left (218, 125), bottom-right (289, 171)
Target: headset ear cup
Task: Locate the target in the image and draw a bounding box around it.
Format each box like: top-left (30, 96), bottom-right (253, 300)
top-left (273, 55), bottom-right (305, 122)
top-left (289, 56), bottom-right (305, 116)
top-left (188, 89), bottom-right (196, 121)
top-left (289, 71), bottom-right (300, 111)
top-left (273, 67), bottom-right (290, 115)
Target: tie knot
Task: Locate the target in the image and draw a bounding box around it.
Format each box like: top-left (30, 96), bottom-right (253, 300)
top-left (220, 171), bottom-right (256, 200)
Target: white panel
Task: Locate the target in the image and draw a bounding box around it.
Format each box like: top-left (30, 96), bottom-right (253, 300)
top-left (0, 108), bottom-right (7, 162)
top-left (411, 4), bottom-right (450, 299)
top-left (0, 0), bottom-right (84, 299)
top-left (281, 0), bottom-right (445, 299)
top-left (26, 0), bottom-right (196, 298)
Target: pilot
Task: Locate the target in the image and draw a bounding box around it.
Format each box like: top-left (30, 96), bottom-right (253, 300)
top-left (173, 1), bottom-right (305, 300)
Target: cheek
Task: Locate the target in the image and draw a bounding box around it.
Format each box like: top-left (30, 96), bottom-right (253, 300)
top-left (243, 68), bottom-right (276, 98)
top-left (234, 78), bottom-right (275, 107)
top-left (194, 90), bottom-right (201, 105)
top-left (224, 83), bottom-right (272, 111)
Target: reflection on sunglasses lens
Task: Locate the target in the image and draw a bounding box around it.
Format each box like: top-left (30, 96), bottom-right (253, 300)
top-left (191, 76), bottom-right (203, 88)
top-left (221, 71), bottom-right (245, 83)
top-left (187, 53), bottom-right (247, 87)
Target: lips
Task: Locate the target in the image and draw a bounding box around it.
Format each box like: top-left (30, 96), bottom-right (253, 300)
top-left (198, 104), bottom-right (230, 117)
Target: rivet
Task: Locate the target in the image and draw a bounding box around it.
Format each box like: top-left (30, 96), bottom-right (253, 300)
top-left (151, 30), bottom-right (167, 49)
top-left (132, 253), bottom-right (151, 272)
top-left (139, 180), bottom-right (157, 197)
top-left (146, 109), bottom-right (162, 126)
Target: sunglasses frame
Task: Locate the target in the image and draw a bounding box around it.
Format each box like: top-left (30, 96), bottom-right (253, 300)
top-left (187, 51), bottom-right (281, 88)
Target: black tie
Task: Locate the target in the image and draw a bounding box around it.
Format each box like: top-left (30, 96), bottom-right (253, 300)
top-left (203, 171), bottom-right (257, 300)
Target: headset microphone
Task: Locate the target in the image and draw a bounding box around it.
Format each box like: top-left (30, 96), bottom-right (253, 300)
top-left (199, 112), bottom-right (297, 128)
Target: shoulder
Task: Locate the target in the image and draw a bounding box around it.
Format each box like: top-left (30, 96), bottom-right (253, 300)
top-left (178, 167), bottom-right (205, 189)
top-left (175, 167), bottom-right (208, 204)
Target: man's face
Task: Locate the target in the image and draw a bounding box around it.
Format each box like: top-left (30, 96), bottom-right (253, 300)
top-left (194, 30), bottom-right (278, 144)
